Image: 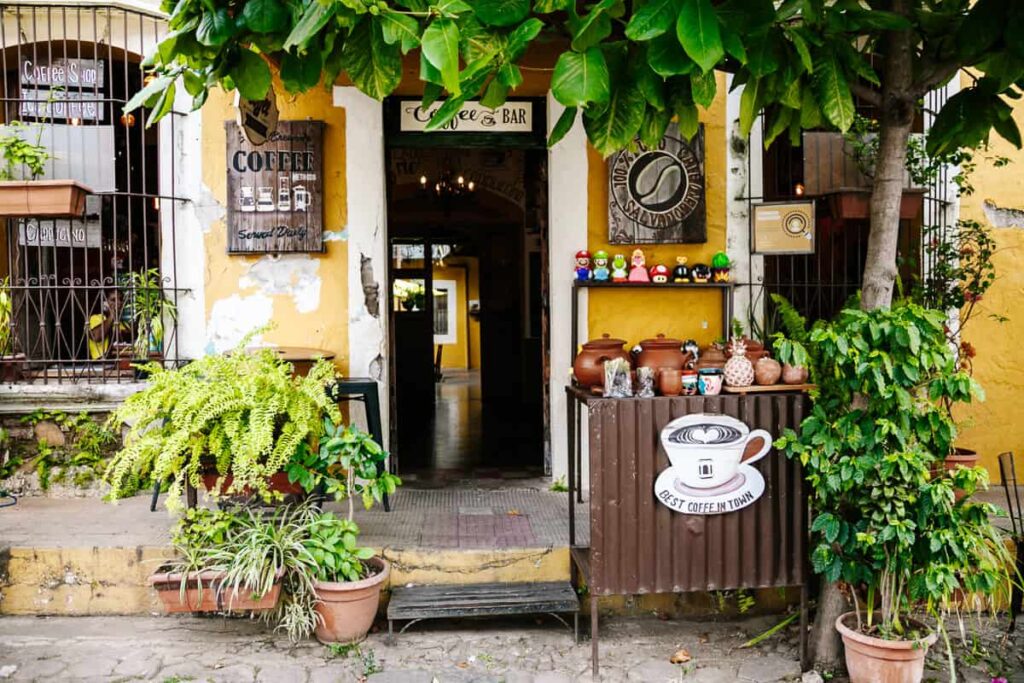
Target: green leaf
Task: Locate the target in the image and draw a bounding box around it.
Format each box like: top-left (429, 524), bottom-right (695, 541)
top-left (548, 106), bottom-right (577, 146)
top-left (433, 0), bottom-right (472, 15)
top-left (534, 0), bottom-right (572, 11)
top-left (647, 32), bottom-right (695, 77)
top-left (625, 0), bottom-right (680, 42)
top-left (676, 0), bottom-right (724, 74)
top-left (422, 18), bottom-right (462, 95)
top-left (380, 11), bottom-right (421, 53)
top-left (690, 70), bottom-right (716, 107)
top-left (341, 18), bottom-right (402, 100)
top-left (739, 76), bottom-right (762, 136)
top-left (124, 74), bottom-right (173, 113)
top-left (719, 23), bottom-right (746, 64)
top-left (284, 1), bottom-right (333, 51)
top-left (746, 30), bottom-right (781, 77)
top-left (639, 105), bottom-right (672, 148)
top-left (675, 101), bottom-right (699, 139)
top-left (230, 50), bottom-right (272, 101)
top-left (473, 0), bottom-right (530, 27)
top-left (280, 49), bottom-right (322, 93)
top-left (480, 78), bottom-right (508, 108)
top-left (146, 81), bottom-right (176, 127)
top-left (813, 50), bottom-right (855, 132)
top-left (583, 81), bottom-right (646, 156)
top-left (497, 63), bottom-right (524, 88)
top-left (241, 0), bottom-right (289, 34)
top-left (636, 63), bottom-right (666, 110)
top-left (196, 7), bottom-right (236, 47)
top-left (568, 0), bottom-right (615, 51)
top-left (552, 48), bottom-right (611, 108)
top-left (507, 18), bottom-right (544, 60)
top-left (788, 30), bottom-right (813, 74)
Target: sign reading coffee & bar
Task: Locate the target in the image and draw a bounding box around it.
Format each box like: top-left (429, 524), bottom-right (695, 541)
top-left (225, 120), bottom-right (323, 254)
top-left (399, 100), bottom-right (533, 133)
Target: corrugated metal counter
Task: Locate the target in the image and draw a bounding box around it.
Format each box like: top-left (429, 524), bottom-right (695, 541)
top-left (565, 386), bottom-right (810, 673)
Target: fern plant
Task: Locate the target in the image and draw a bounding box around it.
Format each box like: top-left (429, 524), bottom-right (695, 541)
top-left (105, 333), bottom-right (340, 510)
top-left (768, 293), bottom-right (820, 383)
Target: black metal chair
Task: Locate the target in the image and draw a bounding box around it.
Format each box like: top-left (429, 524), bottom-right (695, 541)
top-left (328, 377), bottom-right (390, 512)
top-left (998, 451), bottom-right (1023, 630)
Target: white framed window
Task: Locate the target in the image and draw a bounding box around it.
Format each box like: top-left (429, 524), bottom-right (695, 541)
top-left (432, 279), bottom-right (457, 345)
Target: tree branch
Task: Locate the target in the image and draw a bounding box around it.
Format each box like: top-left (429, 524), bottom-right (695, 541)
top-left (850, 81), bottom-right (883, 107)
top-left (914, 58), bottom-right (962, 97)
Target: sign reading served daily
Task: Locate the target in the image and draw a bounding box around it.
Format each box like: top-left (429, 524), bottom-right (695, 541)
top-left (225, 120), bottom-right (324, 254)
top-left (399, 100), bottom-right (533, 133)
top-left (653, 414), bottom-right (773, 515)
top-left (609, 123), bottom-right (706, 244)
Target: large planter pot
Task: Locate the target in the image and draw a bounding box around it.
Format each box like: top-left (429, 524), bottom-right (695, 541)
top-left (836, 612), bottom-right (937, 683)
top-left (826, 189), bottom-right (926, 221)
top-left (201, 470), bottom-right (305, 496)
top-left (149, 567), bottom-right (283, 614)
top-left (0, 180), bottom-right (91, 217)
top-left (313, 557), bottom-right (390, 644)
top-left (942, 447), bottom-right (979, 502)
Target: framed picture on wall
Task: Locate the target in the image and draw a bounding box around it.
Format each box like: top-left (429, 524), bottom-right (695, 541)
top-left (751, 200), bottom-right (816, 254)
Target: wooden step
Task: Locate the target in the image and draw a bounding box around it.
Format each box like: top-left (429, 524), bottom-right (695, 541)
top-left (387, 581), bottom-right (579, 641)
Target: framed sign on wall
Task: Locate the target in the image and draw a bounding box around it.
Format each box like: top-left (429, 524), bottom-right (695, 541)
top-left (751, 200), bottom-right (816, 254)
top-left (608, 123), bottom-right (706, 244)
top-left (225, 120), bottom-right (324, 254)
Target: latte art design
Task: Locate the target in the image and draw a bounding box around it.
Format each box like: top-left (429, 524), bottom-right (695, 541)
top-left (667, 424), bottom-right (744, 446)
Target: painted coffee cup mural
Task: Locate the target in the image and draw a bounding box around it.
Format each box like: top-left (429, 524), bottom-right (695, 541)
top-left (654, 414), bottom-right (773, 515)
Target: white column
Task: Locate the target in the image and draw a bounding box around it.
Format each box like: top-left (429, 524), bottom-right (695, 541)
top-left (547, 95), bottom-right (589, 482)
top-left (333, 87), bottom-right (390, 448)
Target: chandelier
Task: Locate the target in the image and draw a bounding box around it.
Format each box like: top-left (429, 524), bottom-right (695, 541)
top-left (419, 169), bottom-right (476, 198)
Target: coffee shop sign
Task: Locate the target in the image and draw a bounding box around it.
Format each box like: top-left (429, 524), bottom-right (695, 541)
top-left (653, 414), bottom-right (773, 515)
top-left (400, 100), bottom-right (532, 133)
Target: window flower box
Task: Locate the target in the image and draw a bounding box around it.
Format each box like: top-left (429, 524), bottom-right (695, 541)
top-left (148, 567), bottom-right (284, 614)
top-left (0, 180), bottom-right (91, 217)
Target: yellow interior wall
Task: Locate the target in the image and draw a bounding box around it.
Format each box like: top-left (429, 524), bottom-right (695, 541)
top-left (954, 76), bottom-right (1024, 479)
top-left (200, 76), bottom-right (349, 373)
top-left (586, 73), bottom-right (729, 349)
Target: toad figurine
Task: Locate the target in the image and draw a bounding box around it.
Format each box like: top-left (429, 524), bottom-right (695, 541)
top-left (628, 248), bottom-right (650, 282)
top-left (592, 250), bottom-right (610, 281)
top-left (649, 263), bottom-right (670, 283)
top-left (691, 263), bottom-right (711, 283)
top-left (671, 256), bottom-right (691, 283)
top-left (611, 254), bottom-right (629, 282)
top-left (574, 250), bottom-right (593, 281)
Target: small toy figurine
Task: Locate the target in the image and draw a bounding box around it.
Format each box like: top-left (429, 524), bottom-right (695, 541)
top-left (671, 256), bottom-right (691, 283)
top-left (711, 251), bottom-right (731, 283)
top-left (628, 248), bottom-right (650, 282)
top-left (649, 264), bottom-right (670, 283)
top-left (611, 254), bottom-right (629, 282)
top-left (691, 263), bottom-right (711, 283)
top-left (574, 250), bottom-right (593, 281)
top-left (683, 339), bottom-right (700, 366)
top-left (591, 250), bottom-right (610, 281)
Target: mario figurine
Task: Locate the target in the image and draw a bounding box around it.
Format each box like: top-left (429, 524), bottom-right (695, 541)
top-left (592, 250), bottom-right (611, 281)
top-left (611, 254), bottom-right (629, 282)
top-left (672, 256), bottom-right (691, 283)
top-left (628, 248), bottom-right (650, 282)
top-left (649, 264), bottom-right (670, 283)
top-left (574, 250), bottom-right (593, 281)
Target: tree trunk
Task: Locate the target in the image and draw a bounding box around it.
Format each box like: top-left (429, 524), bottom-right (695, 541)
top-left (808, 581), bottom-right (851, 671)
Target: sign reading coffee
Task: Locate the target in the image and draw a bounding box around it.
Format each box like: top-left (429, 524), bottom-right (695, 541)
top-left (609, 123), bottom-right (706, 244)
top-left (225, 120), bottom-right (323, 254)
top-left (399, 100), bottom-right (533, 133)
top-left (654, 414), bottom-right (773, 515)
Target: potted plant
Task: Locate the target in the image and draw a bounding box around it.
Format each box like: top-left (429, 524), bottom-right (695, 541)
top-left (768, 294), bottom-right (817, 385)
top-left (0, 121), bottom-right (91, 217)
top-left (0, 276), bottom-right (24, 382)
top-left (105, 331), bottom-right (341, 509)
top-left (126, 268), bottom-right (177, 362)
top-left (777, 302), bottom-right (1013, 683)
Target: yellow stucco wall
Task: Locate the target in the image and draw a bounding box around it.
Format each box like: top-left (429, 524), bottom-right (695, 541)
top-left (201, 77), bottom-right (349, 372)
top-left (955, 77), bottom-right (1024, 478)
top-left (586, 74), bottom-right (729, 349)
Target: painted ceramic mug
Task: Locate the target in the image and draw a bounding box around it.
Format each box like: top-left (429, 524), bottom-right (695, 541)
top-left (698, 369), bottom-right (723, 395)
top-left (660, 414), bottom-right (772, 489)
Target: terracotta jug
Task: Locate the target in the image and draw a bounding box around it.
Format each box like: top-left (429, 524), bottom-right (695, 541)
top-left (697, 344), bottom-right (727, 370)
top-left (754, 357), bottom-right (782, 385)
top-left (658, 368), bottom-right (683, 396)
top-left (573, 334), bottom-right (631, 388)
top-left (781, 363), bottom-right (809, 385)
top-left (635, 334), bottom-right (691, 373)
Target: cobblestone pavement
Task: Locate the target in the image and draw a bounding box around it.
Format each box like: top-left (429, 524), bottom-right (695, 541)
top-left (0, 614), bottom-right (1020, 682)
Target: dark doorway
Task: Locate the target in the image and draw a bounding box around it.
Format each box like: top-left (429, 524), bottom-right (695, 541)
top-left (386, 145), bottom-right (547, 483)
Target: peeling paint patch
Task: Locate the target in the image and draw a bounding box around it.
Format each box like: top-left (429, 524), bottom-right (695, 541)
top-left (360, 254), bottom-right (380, 318)
top-left (240, 255), bottom-right (321, 313)
top-left (207, 293), bottom-right (273, 353)
top-left (323, 229), bottom-right (348, 242)
top-left (983, 199), bottom-right (1024, 229)
top-left (194, 183), bottom-right (226, 232)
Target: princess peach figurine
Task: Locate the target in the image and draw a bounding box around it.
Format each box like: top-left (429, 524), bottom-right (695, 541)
top-left (628, 248), bottom-right (650, 282)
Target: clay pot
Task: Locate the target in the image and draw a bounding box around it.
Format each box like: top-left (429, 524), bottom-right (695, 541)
top-left (636, 334), bottom-right (691, 373)
top-left (201, 471), bottom-right (305, 497)
top-left (314, 557), bottom-right (390, 644)
top-left (726, 337), bottom-right (768, 363)
top-left (149, 568), bottom-right (283, 614)
top-left (781, 363), bottom-right (809, 385)
top-left (835, 612), bottom-right (936, 683)
top-left (573, 334), bottom-right (631, 388)
top-left (658, 368), bottom-right (683, 396)
top-left (754, 357), bottom-right (782, 385)
top-left (697, 344), bottom-right (727, 370)
top-left (941, 447), bottom-right (979, 502)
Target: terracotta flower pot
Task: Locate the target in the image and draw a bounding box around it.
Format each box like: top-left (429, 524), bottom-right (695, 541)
top-left (148, 567), bottom-right (283, 614)
top-left (573, 334), bottom-right (631, 388)
top-left (938, 447), bottom-right (979, 502)
top-left (314, 557), bottom-right (390, 644)
top-left (201, 471), bottom-right (305, 496)
top-left (0, 180), bottom-right (91, 217)
top-left (781, 363), bottom-right (809, 385)
top-left (835, 612), bottom-right (936, 683)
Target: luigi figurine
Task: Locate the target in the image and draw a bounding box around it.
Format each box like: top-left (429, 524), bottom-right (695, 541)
top-left (574, 250), bottom-right (593, 281)
top-left (592, 250), bottom-right (611, 281)
top-left (672, 256), bottom-right (691, 283)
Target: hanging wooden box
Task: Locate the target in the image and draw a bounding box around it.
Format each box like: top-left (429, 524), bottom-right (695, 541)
top-left (824, 188), bottom-right (926, 221)
top-left (0, 180), bottom-right (91, 217)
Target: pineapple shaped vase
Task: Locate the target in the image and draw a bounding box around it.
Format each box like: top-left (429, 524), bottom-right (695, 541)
top-left (723, 338), bottom-right (755, 387)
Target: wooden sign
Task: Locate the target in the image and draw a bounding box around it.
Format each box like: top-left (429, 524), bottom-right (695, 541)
top-left (235, 89), bottom-right (279, 145)
top-left (225, 120), bottom-right (324, 254)
top-left (20, 57), bottom-right (105, 122)
top-left (21, 57), bottom-right (104, 88)
top-left (399, 100), bottom-right (533, 133)
top-left (751, 200), bottom-right (815, 254)
top-left (608, 123), bottom-right (706, 244)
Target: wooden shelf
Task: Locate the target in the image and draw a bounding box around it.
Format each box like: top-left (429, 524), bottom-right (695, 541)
top-left (722, 383), bottom-right (815, 394)
top-left (574, 280), bottom-right (733, 290)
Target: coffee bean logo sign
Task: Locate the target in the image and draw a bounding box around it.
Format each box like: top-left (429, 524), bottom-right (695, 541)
top-left (783, 211), bottom-right (809, 237)
top-left (610, 135), bottom-right (703, 230)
